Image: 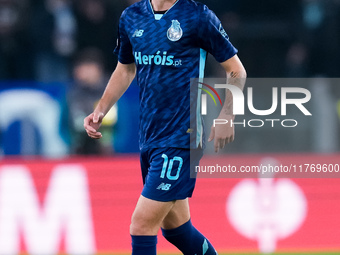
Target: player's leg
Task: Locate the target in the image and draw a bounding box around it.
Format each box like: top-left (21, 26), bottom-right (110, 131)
top-left (132, 146), bottom-right (209, 254)
top-left (130, 195), bottom-right (175, 235)
top-left (161, 199), bottom-right (218, 255)
top-left (161, 198), bottom-right (190, 229)
top-left (130, 195), bottom-right (176, 255)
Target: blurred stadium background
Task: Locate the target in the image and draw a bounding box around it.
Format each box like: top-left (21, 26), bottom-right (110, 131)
top-left (0, 0), bottom-right (340, 254)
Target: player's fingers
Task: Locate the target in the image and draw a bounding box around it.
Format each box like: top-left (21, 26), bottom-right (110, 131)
top-left (219, 138), bottom-right (225, 149)
top-left (89, 135), bottom-right (101, 140)
top-left (208, 126), bottom-right (215, 142)
top-left (214, 138), bottom-right (220, 153)
top-left (86, 129), bottom-right (100, 136)
top-left (90, 135), bottom-right (102, 140)
top-left (87, 131), bottom-right (102, 139)
top-left (85, 125), bottom-right (97, 133)
top-left (84, 117), bottom-right (90, 127)
top-left (228, 134), bottom-right (234, 144)
top-left (85, 125), bottom-right (101, 135)
top-left (93, 112), bottom-right (104, 124)
top-left (84, 114), bottom-right (96, 133)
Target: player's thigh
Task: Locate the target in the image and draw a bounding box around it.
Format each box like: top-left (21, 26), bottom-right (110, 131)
top-left (130, 195), bottom-right (175, 235)
top-left (162, 198), bottom-right (190, 230)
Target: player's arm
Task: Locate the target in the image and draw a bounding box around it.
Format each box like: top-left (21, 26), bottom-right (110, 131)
top-left (84, 62), bottom-right (136, 139)
top-left (208, 54), bottom-right (247, 152)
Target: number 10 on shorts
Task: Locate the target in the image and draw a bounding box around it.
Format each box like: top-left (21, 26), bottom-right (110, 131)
top-left (161, 154), bottom-right (183, 181)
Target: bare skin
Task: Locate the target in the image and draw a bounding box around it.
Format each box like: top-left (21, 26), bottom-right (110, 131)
top-left (208, 55), bottom-right (246, 152)
top-left (150, 0), bottom-right (177, 12)
top-left (84, 0), bottom-right (246, 238)
top-left (130, 196), bottom-right (191, 235)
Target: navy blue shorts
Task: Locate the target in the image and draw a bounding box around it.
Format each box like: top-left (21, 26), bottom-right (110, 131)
top-left (140, 147), bottom-right (203, 202)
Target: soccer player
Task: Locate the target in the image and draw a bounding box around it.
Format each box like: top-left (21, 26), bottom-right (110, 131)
top-left (84, 0), bottom-right (246, 254)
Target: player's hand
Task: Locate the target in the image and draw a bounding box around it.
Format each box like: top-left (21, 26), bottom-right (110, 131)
top-left (84, 112), bottom-right (104, 139)
top-left (208, 115), bottom-right (234, 153)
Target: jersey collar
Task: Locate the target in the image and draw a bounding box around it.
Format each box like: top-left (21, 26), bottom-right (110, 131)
top-left (147, 0), bottom-right (180, 20)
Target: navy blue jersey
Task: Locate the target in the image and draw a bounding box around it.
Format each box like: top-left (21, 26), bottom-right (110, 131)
top-left (114, 0), bottom-right (237, 150)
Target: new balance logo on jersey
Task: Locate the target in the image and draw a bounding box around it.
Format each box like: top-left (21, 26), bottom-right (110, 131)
top-left (157, 183), bottom-right (172, 191)
top-left (134, 51), bottom-right (182, 67)
top-left (219, 24), bottom-right (229, 39)
top-left (132, 29), bottom-right (144, 37)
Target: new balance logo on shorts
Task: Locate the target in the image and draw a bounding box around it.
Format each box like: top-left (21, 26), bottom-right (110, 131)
top-left (157, 183), bottom-right (172, 191)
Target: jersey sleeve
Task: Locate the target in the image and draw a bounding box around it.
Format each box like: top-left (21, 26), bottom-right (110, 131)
top-left (113, 12), bottom-right (135, 64)
top-left (197, 6), bottom-right (238, 63)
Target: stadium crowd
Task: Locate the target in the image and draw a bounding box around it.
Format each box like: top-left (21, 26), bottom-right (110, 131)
top-left (1, 0), bottom-right (340, 81)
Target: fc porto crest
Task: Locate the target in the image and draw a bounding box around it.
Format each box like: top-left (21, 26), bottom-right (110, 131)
top-left (167, 20), bottom-right (183, 42)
